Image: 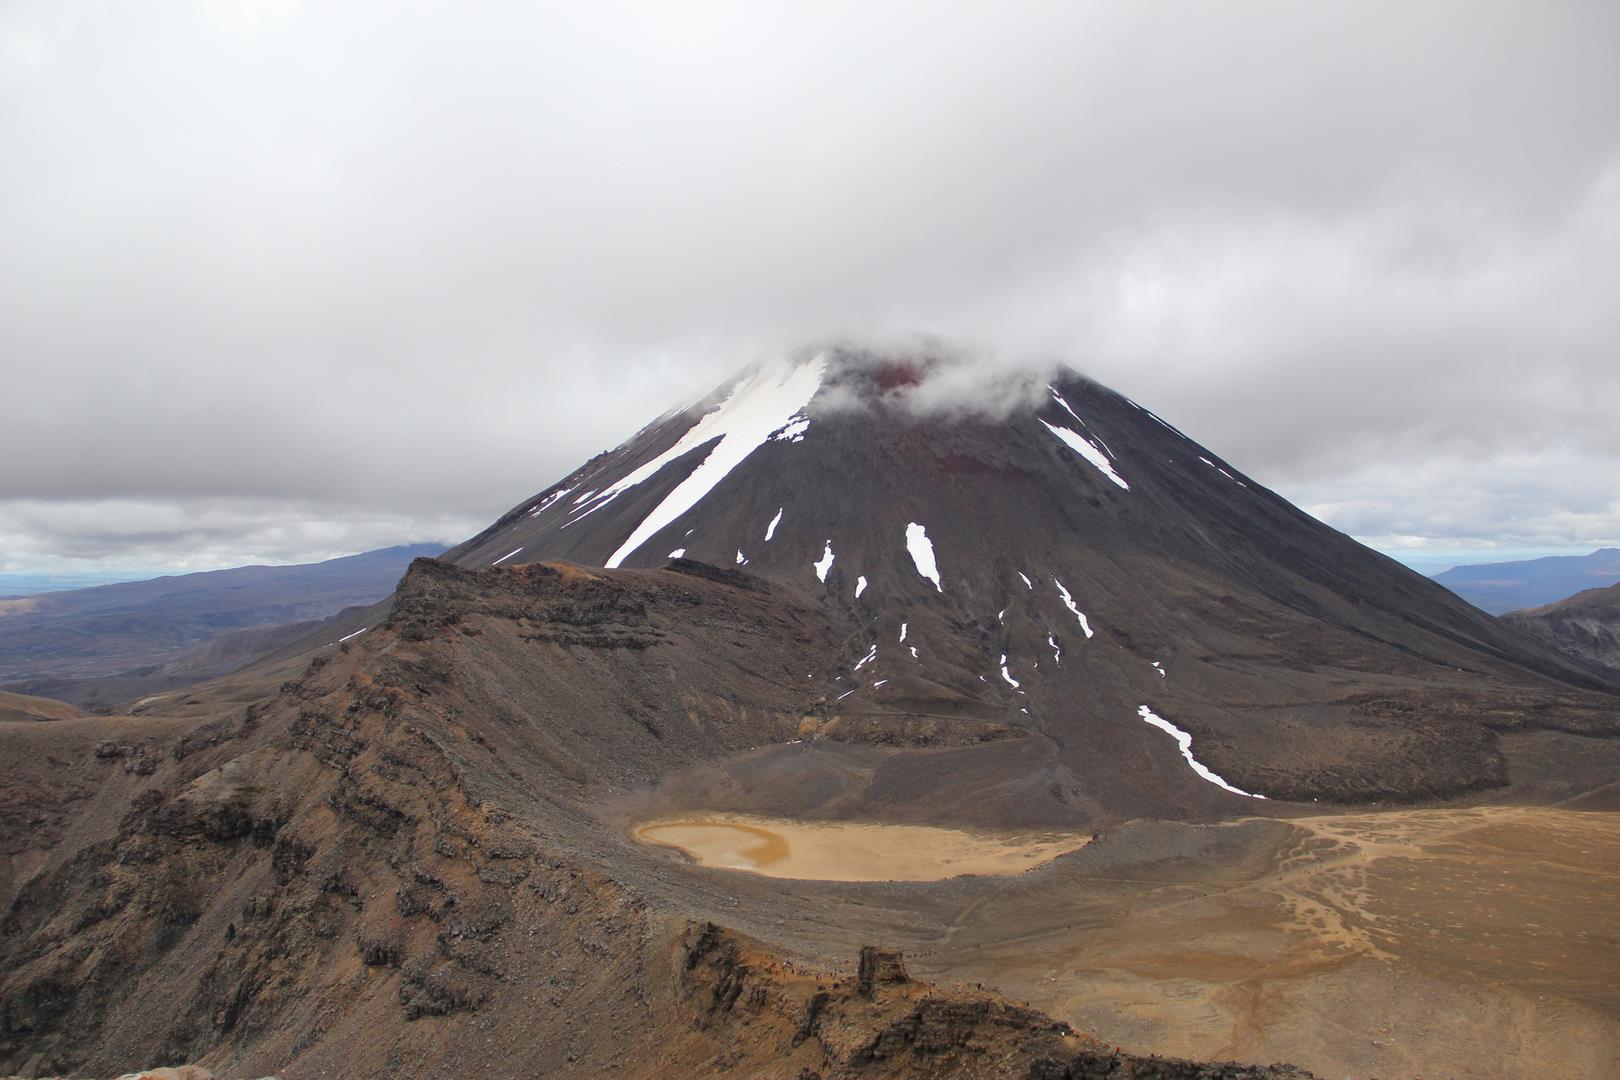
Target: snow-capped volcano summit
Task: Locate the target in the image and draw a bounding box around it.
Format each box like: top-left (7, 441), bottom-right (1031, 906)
top-left (442, 346), bottom-right (1611, 817)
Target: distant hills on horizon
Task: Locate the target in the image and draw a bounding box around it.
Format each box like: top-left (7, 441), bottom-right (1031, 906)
top-left (1430, 547), bottom-right (1620, 615)
top-left (0, 542), bottom-right (445, 708)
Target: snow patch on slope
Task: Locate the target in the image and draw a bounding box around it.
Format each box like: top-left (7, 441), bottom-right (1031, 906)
top-left (1053, 579), bottom-right (1095, 638)
top-left (530, 487), bottom-right (577, 516)
top-left (855, 575), bottom-right (868, 598)
top-left (905, 523), bottom-right (942, 591)
top-left (1049, 386), bottom-right (1117, 458)
top-left (768, 413), bottom-right (809, 443)
top-left (1138, 706), bottom-right (1265, 799)
top-left (579, 355), bottom-right (826, 568)
top-left (1040, 420), bottom-right (1129, 491)
top-left (492, 548), bottom-right (523, 566)
top-left (764, 507), bottom-right (783, 541)
top-left (1198, 455), bottom-right (1249, 488)
top-left (814, 541), bottom-right (835, 583)
top-left (999, 654), bottom-right (1020, 689)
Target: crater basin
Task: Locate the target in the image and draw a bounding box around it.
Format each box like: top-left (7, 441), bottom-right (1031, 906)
top-left (633, 814), bottom-right (1088, 881)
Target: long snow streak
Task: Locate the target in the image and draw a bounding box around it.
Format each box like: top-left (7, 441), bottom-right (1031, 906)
top-left (1048, 635), bottom-right (1062, 664)
top-left (338, 626), bottom-right (369, 643)
top-left (1018, 571), bottom-right (1033, 590)
top-left (1053, 579), bottom-right (1094, 638)
top-left (854, 644), bottom-right (878, 670)
top-left (1049, 386), bottom-right (1118, 459)
top-left (905, 522), bottom-right (942, 591)
top-left (1040, 419), bottom-right (1129, 490)
top-left (764, 507), bottom-right (783, 541)
top-left (1198, 455), bottom-right (1249, 488)
top-left (587, 355), bottom-right (826, 568)
top-left (998, 654), bottom-right (1020, 689)
top-left (814, 541), bottom-right (835, 583)
top-left (855, 575), bottom-right (868, 598)
top-left (492, 547), bottom-right (523, 566)
top-left (898, 621), bottom-right (908, 643)
top-left (1137, 706), bottom-right (1265, 799)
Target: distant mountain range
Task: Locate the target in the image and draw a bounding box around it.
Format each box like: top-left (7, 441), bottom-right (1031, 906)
top-left (0, 543), bottom-right (443, 707)
top-left (1431, 548), bottom-right (1620, 614)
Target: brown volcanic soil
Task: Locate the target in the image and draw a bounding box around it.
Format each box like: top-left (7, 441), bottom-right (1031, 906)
top-left (1, 559), bottom-right (1617, 1078)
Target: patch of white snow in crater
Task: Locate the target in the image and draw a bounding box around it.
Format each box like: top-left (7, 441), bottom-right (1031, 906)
top-left (998, 654), bottom-right (1020, 689)
top-left (492, 548), bottom-right (523, 566)
top-left (764, 507), bottom-right (783, 542)
top-left (904, 523), bottom-right (942, 591)
top-left (1053, 579), bottom-right (1095, 638)
top-left (1017, 571), bottom-right (1033, 590)
top-left (338, 626), bottom-right (368, 643)
top-left (668, 548), bottom-right (687, 559)
top-left (854, 644), bottom-right (878, 670)
top-left (814, 541), bottom-right (835, 583)
top-left (571, 355), bottom-right (824, 568)
top-left (1040, 419), bottom-right (1129, 491)
top-left (855, 575), bottom-right (868, 598)
top-left (736, 550), bottom-right (748, 566)
top-left (1138, 706), bottom-right (1265, 799)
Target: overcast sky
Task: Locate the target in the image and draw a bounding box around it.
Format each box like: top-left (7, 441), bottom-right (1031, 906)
top-left (3, 1), bottom-right (1617, 577)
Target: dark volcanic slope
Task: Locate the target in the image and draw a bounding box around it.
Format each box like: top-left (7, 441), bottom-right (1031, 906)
top-left (0, 543), bottom-right (443, 693)
top-left (1434, 547), bottom-right (1620, 614)
top-left (1504, 582), bottom-right (1620, 676)
top-left (440, 351), bottom-right (1616, 810)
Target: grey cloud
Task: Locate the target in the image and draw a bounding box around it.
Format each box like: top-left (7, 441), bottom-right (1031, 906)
top-left (1, 1), bottom-right (1617, 571)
